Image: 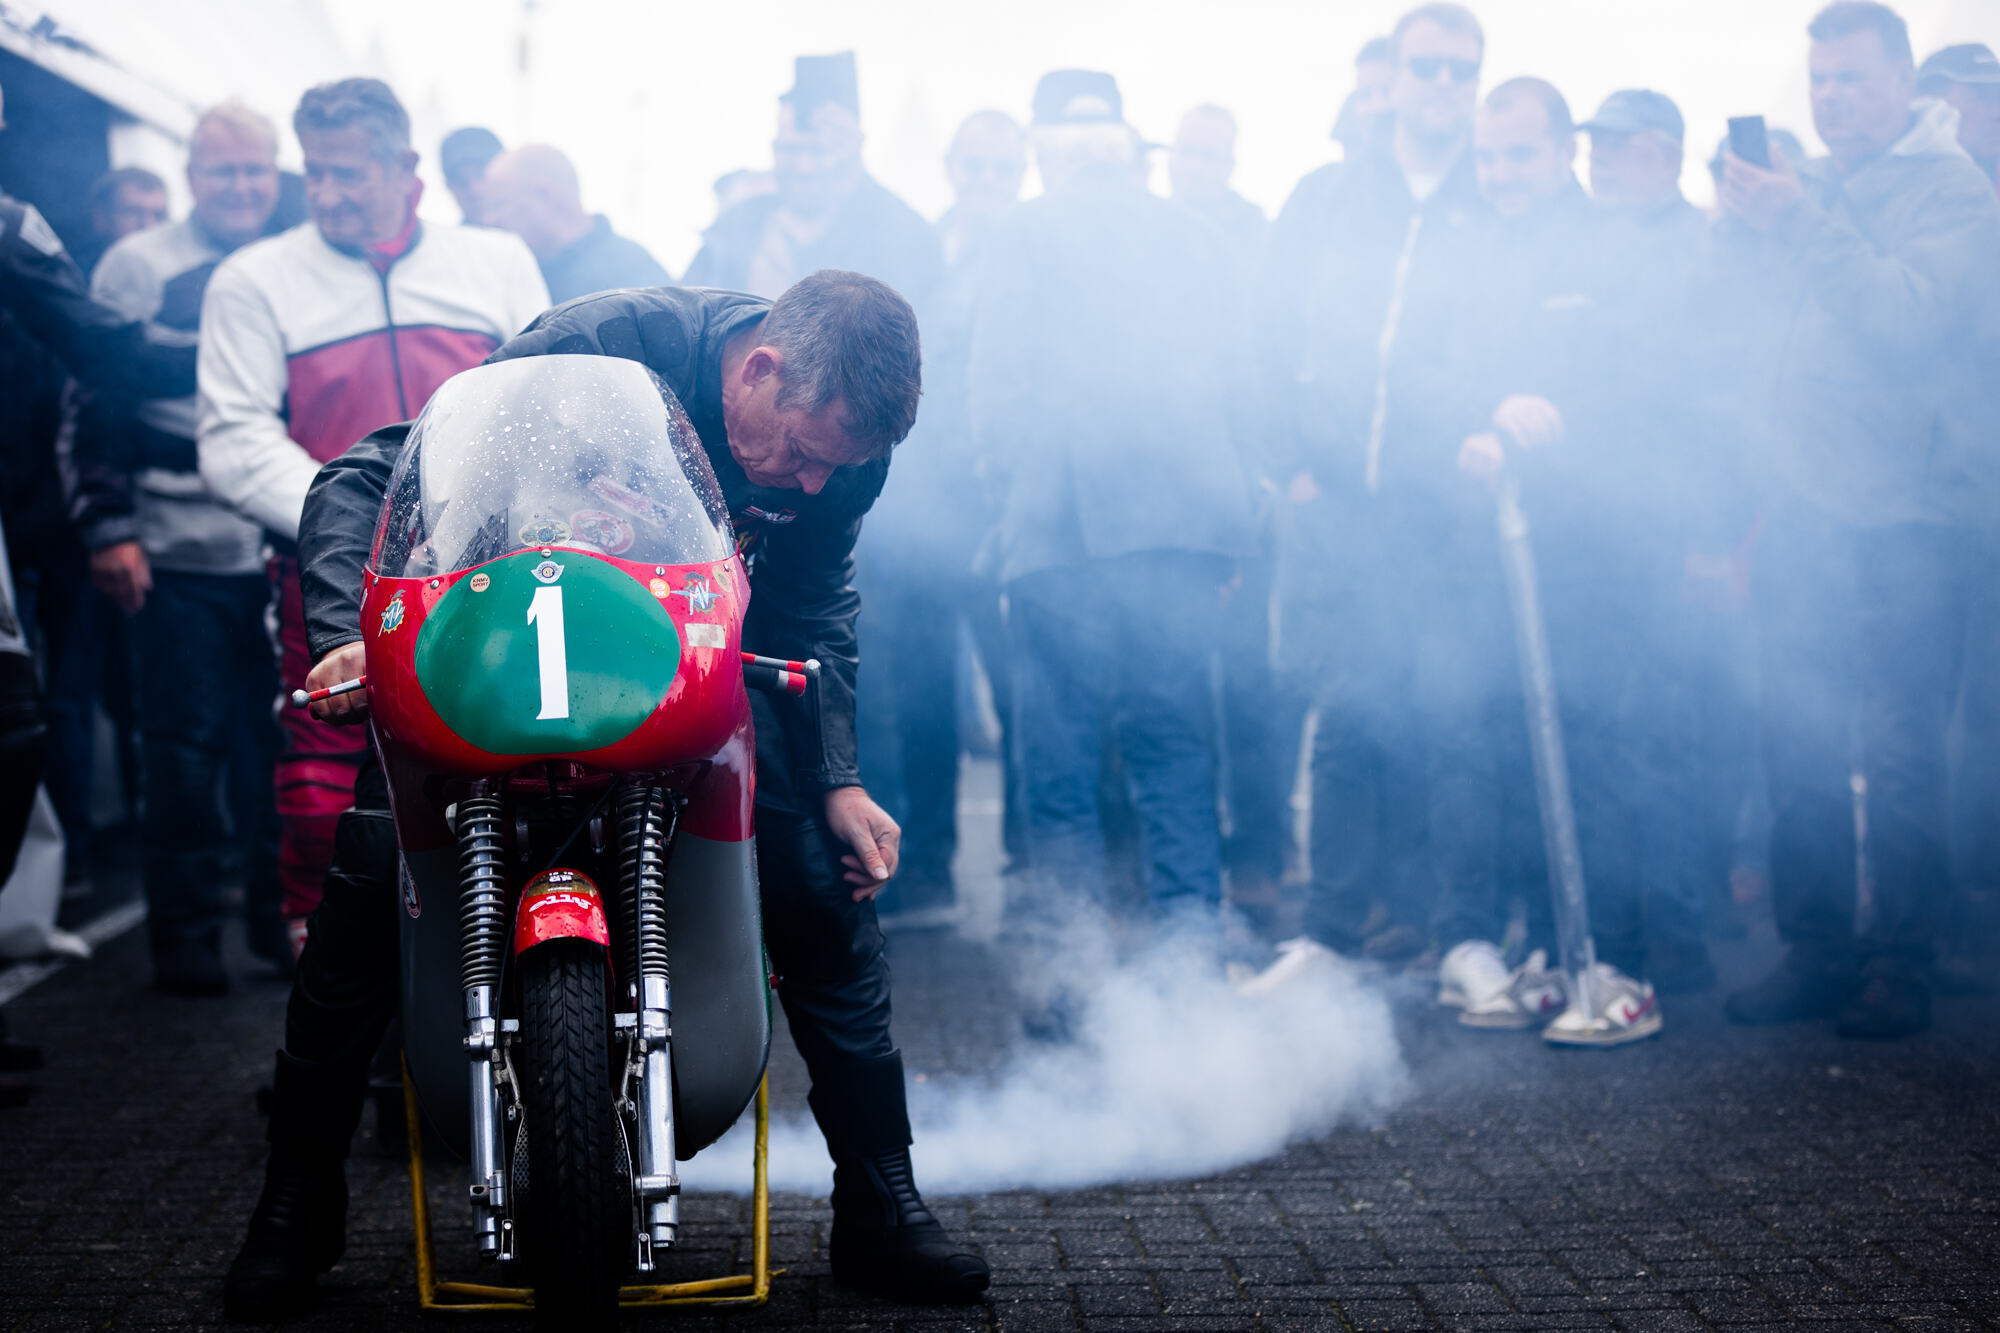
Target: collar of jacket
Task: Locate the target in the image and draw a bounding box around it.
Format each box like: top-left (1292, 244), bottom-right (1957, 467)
top-left (1805, 96), bottom-right (1975, 191)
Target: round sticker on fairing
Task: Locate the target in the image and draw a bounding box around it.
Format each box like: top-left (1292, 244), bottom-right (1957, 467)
top-left (571, 508), bottom-right (636, 555)
top-left (519, 516), bottom-right (569, 547)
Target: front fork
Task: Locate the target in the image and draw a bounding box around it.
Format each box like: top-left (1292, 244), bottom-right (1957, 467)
top-left (454, 781), bottom-right (513, 1260)
top-left (616, 785), bottom-right (682, 1268)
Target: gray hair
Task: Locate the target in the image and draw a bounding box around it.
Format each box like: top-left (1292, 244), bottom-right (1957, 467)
top-left (293, 78), bottom-right (411, 162)
top-left (763, 270), bottom-right (922, 457)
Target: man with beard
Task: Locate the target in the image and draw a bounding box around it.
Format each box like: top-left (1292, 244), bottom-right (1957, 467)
top-left (1251, 3), bottom-right (1494, 980)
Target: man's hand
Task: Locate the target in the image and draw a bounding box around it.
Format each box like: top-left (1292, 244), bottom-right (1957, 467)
top-left (88, 541), bottom-right (151, 615)
top-left (1719, 148), bottom-right (1805, 234)
top-left (825, 785), bottom-right (900, 900)
top-left (1285, 470), bottom-right (1321, 505)
top-left (1492, 394), bottom-right (1564, 451)
top-left (305, 641), bottom-right (371, 725)
top-left (1458, 432), bottom-right (1507, 486)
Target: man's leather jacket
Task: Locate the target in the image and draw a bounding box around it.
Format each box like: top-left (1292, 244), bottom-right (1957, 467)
top-left (297, 285), bottom-right (889, 797)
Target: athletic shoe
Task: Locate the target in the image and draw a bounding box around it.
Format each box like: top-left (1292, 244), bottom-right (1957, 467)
top-left (1437, 939), bottom-right (1507, 1009)
top-left (1236, 936), bottom-right (1350, 998)
top-left (1492, 950), bottom-right (1568, 1027)
top-left (1541, 963), bottom-right (1662, 1047)
top-left (1442, 943), bottom-right (1568, 1030)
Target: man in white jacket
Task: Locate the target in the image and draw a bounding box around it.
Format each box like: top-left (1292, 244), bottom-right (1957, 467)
top-left (197, 78), bottom-right (547, 945)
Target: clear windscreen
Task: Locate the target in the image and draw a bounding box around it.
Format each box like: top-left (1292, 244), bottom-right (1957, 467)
top-left (371, 354), bottom-right (734, 579)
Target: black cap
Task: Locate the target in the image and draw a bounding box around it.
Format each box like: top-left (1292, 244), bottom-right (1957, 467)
top-left (784, 52), bottom-right (860, 124)
top-left (1032, 69), bottom-right (1125, 126)
top-left (1917, 43), bottom-right (2000, 94)
top-left (1579, 89), bottom-right (1684, 143)
top-left (439, 127), bottom-right (503, 184)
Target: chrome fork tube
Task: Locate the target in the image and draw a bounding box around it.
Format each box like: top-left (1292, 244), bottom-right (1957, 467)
top-left (456, 783), bottom-right (510, 1257)
top-left (618, 786), bottom-right (679, 1251)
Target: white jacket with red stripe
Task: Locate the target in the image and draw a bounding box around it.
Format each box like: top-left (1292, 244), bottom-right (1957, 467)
top-left (196, 218), bottom-right (549, 540)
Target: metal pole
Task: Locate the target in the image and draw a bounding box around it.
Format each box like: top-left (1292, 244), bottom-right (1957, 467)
top-left (1494, 476), bottom-right (1600, 1022)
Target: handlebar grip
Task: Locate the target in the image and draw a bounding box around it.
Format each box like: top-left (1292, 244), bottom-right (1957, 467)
top-left (742, 663), bottom-right (808, 696)
top-left (289, 676), bottom-right (368, 709)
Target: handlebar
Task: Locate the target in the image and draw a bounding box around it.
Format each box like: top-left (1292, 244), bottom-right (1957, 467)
top-left (289, 676), bottom-right (368, 709)
top-left (290, 654), bottom-right (816, 710)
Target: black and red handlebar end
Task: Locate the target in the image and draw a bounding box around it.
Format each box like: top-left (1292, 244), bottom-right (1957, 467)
top-left (740, 652), bottom-right (815, 697)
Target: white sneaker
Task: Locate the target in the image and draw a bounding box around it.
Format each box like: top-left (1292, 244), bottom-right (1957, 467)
top-left (1498, 950), bottom-right (1567, 1027)
top-left (1541, 963), bottom-right (1662, 1047)
top-left (1438, 939), bottom-right (1509, 1007)
top-left (1236, 936), bottom-right (1349, 998)
top-left (1442, 942), bottom-right (1569, 1030)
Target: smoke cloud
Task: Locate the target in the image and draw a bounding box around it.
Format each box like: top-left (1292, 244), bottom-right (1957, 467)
top-left (679, 929), bottom-right (1407, 1195)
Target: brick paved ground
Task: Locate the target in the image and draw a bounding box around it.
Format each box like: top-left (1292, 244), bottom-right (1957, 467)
top-left (6, 799), bottom-right (2000, 1331)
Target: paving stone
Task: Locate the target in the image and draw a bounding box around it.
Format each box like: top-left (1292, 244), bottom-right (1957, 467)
top-left (6, 831), bottom-right (2000, 1331)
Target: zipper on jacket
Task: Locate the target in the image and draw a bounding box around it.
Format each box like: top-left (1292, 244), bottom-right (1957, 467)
top-left (1364, 212), bottom-right (1424, 495)
top-left (377, 267), bottom-right (411, 420)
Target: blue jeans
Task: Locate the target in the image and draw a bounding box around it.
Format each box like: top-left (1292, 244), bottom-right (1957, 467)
top-left (1007, 553), bottom-right (1228, 918)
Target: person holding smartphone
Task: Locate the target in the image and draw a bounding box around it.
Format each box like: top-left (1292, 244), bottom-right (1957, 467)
top-left (1716, 1), bottom-right (2000, 1040)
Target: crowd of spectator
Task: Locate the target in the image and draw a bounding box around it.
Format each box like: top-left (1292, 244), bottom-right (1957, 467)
top-left (1, 0), bottom-right (1996, 1116)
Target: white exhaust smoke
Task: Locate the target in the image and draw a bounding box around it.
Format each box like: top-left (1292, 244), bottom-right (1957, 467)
top-left (679, 927), bottom-right (1407, 1195)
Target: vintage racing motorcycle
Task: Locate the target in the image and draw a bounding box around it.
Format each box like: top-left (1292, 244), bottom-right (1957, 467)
top-left (338, 354), bottom-right (811, 1321)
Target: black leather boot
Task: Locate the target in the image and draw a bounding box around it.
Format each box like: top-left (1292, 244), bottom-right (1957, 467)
top-left (223, 1153), bottom-right (348, 1319)
top-left (810, 1050), bottom-right (988, 1302)
top-left (830, 1147), bottom-right (990, 1302)
top-left (223, 1051), bottom-right (363, 1320)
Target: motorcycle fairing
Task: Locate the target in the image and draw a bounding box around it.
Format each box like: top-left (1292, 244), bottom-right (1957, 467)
top-left (363, 548), bottom-right (756, 849)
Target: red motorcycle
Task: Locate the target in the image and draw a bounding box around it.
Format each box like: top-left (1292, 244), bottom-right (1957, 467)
top-left (344, 354), bottom-right (806, 1322)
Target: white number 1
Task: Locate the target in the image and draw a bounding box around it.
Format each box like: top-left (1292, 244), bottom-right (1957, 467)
top-left (527, 586), bottom-right (570, 720)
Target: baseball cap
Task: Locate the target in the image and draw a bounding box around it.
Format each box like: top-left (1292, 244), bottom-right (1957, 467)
top-left (1032, 69), bottom-right (1126, 127)
top-left (1579, 89), bottom-right (1685, 143)
top-left (1917, 43), bottom-right (2000, 95)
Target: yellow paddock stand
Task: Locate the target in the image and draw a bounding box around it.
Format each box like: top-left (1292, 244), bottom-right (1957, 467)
top-left (401, 1059), bottom-right (777, 1312)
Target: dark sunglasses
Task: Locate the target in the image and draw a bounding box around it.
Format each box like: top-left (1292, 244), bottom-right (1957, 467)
top-left (1405, 55), bottom-right (1481, 84)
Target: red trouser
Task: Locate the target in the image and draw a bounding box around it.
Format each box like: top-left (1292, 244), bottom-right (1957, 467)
top-left (270, 553), bottom-right (368, 949)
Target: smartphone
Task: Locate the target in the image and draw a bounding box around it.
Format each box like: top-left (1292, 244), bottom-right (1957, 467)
top-left (1728, 115), bottom-right (1772, 170)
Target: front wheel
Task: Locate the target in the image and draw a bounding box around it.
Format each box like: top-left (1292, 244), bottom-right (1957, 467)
top-left (516, 940), bottom-right (628, 1328)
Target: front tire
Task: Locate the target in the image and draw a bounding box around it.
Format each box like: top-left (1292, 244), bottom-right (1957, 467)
top-left (517, 940), bottom-right (627, 1328)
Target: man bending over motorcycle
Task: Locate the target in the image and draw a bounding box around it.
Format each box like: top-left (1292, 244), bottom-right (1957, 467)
top-left (225, 270), bottom-right (991, 1317)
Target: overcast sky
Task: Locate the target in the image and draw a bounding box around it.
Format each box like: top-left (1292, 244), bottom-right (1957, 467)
top-left (93, 0), bottom-right (2000, 274)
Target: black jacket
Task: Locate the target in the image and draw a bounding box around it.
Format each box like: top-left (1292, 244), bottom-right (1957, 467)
top-left (0, 193), bottom-right (194, 401)
top-left (297, 285), bottom-right (888, 795)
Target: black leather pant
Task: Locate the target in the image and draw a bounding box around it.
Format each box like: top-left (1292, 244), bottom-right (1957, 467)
top-left (269, 742), bottom-right (909, 1163)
